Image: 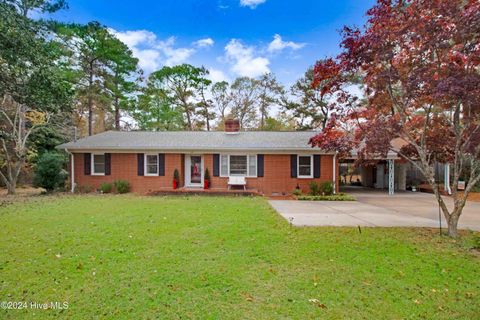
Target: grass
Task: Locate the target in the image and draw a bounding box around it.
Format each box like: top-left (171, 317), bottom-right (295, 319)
top-left (0, 195), bottom-right (479, 319)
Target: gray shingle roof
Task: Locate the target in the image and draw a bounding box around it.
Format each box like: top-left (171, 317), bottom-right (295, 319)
top-left (57, 130), bottom-right (329, 153)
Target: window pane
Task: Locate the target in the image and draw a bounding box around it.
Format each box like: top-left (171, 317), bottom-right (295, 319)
top-left (248, 155), bottom-right (257, 176)
top-left (299, 156), bottom-right (311, 166)
top-left (93, 154), bottom-right (105, 174)
top-left (220, 155), bottom-right (228, 176)
top-left (299, 166), bottom-right (311, 176)
top-left (229, 155), bottom-right (247, 175)
top-left (146, 155), bottom-right (157, 165)
top-left (147, 165), bottom-right (158, 174)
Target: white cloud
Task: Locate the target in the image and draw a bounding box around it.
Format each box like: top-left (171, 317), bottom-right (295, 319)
top-left (111, 29), bottom-right (156, 47)
top-left (224, 39), bottom-right (270, 77)
top-left (240, 0), bottom-right (266, 9)
top-left (110, 29), bottom-right (196, 73)
top-left (267, 34), bottom-right (305, 53)
top-left (207, 68), bottom-right (230, 83)
top-left (156, 37), bottom-right (195, 66)
top-left (194, 38), bottom-right (214, 48)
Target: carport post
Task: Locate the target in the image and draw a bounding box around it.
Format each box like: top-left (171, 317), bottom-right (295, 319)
top-left (388, 159), bottom-right (395, 195)
top-left (444, 164), bottom-right (452, 195)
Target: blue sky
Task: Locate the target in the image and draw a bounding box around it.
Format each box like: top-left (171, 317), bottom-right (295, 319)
top-left (50, 0), bottom-right (375, 86)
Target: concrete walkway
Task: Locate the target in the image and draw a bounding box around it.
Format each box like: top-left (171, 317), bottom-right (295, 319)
top-left (269, 191), bottom-right (480, 231)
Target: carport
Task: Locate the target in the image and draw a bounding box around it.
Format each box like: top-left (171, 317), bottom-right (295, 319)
top-left (340, 143), bottom-right (452, 196)
top-left (341, 151), bottom-right (404, 195)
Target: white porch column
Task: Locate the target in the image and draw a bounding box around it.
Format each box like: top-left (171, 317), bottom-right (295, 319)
top-left (444, 164), bottom-right (452, 195)
top-left (388, 159), bottom-right (395, 195)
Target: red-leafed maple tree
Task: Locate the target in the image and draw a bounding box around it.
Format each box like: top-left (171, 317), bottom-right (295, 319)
top-left (310, 0), bottom-right (480, 237)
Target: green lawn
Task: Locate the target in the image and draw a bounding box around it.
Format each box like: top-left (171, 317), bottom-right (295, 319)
top-left (0, 195), bottom-right (479, 319)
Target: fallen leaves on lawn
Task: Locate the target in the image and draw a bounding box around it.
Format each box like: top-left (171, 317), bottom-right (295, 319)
top-left (241, 292), bottom-right (254, 302)
top-left (308, 299), bottom-right (327, 309)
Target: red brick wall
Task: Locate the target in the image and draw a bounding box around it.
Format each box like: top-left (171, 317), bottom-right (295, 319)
top-left (73, 153), bottom-right (338, 195)
top-left (73, 153), bottom-right (184, 194)
top-left (205, 154), bottom-right (336, 195)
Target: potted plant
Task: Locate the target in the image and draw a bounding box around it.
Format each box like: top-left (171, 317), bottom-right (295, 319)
top-left (173, 169), bottom-right (180, 189)
top-left (411, 179), bottom-right (419, 192)
top-left (204, 168), bottom-right (210, 189)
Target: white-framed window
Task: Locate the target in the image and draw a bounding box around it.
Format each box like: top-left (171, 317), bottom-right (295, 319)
top-left (298, 155), bottom-right (313, 178)
top-left (144, 154), bottom-right (159, 176)
top-left (220, 154), bottom-right (257, 177)
top-left (92, 153), bottom-right (105, 176)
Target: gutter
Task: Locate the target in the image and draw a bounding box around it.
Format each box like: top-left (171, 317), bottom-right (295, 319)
top-left (64, 148), bottom-right (75, 193)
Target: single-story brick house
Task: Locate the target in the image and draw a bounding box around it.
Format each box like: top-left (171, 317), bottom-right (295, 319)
top-left (58, 120), bottom-right (339, 195)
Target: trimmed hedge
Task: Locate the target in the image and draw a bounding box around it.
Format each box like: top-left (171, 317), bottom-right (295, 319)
top-left (296, 193), bottom-right (356, 201)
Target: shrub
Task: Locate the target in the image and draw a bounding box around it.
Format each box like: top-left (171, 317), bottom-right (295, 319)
top-left (292, 188), bottom-right (302, 196)
top-left (473, 235), bottom-right (480, 250)
top-left (204, 168), bottom-right (210, 181)
top-left (114, 180), bottom-right (130, 194)
top-left (33, 151), bottom-right (68, 192)
top-left (100, 182), bottom-right (113, 194)
top-left (319, 181), bottom-right (334, 196)
top-left (76, 184), bottom-right (93, 194)
top-left (297, 193), bottom-right (355, 201)
top-left (173, 169), bottom-right (180, 182)
top-left (309, 181), bottom-right (320, 196)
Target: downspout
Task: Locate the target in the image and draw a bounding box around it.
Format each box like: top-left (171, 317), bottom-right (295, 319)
top-left (333, 152), bottom-right (337, 194)
top-left (65, 148), bottom-right (75, 193)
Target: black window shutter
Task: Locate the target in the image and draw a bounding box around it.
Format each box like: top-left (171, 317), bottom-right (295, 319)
top-left (105, 153), bottom-right (111, 176)
top-left (290, 155), bottom-right (297, 178)
top-left (84, 153), bottom-right (91, 175)
top-left (137, 153), bottom-right (144, 176)
top-left (257, 154), bottom-right (264, 177)
top-left (158, 153), bottom-right (165, 176)
top-left (213, 154), bottom-right (220, 177)
top-left (313, 155), bottom-right (321, 178)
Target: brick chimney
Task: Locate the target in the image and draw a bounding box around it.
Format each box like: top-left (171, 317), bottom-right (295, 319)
top-left (225, 119), bottom-right (240, 133)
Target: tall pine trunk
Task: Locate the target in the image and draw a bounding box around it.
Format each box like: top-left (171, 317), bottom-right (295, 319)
top-left (114, 96), bottom-right (120, 130)
top-left (88, 63), bottom-right (94, 136)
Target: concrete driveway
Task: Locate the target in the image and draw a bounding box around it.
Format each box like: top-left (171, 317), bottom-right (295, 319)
top-left (269, 191), bottom-right (480, 231)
